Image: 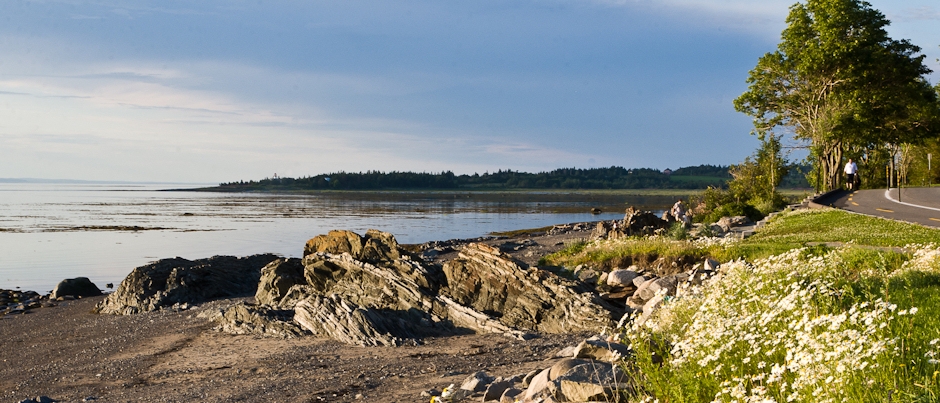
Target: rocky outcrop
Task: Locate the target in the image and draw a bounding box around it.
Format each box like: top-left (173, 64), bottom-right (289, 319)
top-left (212, 230), bottom-right (528, 345)
top-left (98, 227), bottom-right (692, 347)
top-left (442, 243), bottom-right (621, 334)
top-left (593, 207), bottom-right (669, 240)
top-left (95, 254), bottom-right (280, 315)
top-left (51, 277), bottom-right (102, 299)
top-left (203, 230), bottom-right (619, 345)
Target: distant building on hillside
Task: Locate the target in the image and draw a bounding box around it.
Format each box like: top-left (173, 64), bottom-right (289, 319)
top-left (662, 168), bottom-right (673, 176)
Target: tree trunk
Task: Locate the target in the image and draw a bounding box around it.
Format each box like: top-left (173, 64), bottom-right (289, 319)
top-left (819, 140), bottom-right (844, 192)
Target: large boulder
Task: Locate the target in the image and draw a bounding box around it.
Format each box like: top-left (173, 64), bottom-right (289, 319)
top-left (95, 254), bottom-right (279, 315)
top-left (51, 277), bottom-right (102, 299)
top-left (442, 243), bottom-right (621, 334)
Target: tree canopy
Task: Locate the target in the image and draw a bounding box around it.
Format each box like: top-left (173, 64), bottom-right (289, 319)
top-left (734, 0), bottom-right (940, 191)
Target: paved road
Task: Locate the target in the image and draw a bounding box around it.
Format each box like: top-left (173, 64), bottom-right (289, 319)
top-left (826, 187), bottom-right (940, 228)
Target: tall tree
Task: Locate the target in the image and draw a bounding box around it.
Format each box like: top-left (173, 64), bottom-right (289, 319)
top-left (734, 0), bottom-right (938, 191)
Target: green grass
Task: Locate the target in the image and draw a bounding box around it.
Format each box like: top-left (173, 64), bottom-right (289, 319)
top-left (622, 245), bottom-right (940, 402)
top-left (543, 237), bottom-right (723, 270)
top-left (545, 208), bottom-right (940, 403)
top-left (747, 209), bottom-right (940, 248)
top-left (543, 208), bottom-right (940, 270)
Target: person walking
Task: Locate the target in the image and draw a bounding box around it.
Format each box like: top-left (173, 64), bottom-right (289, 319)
top-left (671, 199), bottom-right (690, 227)
top-left (844, 158), bottom-right (859, 190)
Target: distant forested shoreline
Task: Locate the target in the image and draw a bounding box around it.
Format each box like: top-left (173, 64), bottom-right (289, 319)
top-left (203, 165), bottom-right (810, 191)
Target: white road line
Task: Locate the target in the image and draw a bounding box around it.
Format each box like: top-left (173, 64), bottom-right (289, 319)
top-left (884, 189), bottom-right (940, 213)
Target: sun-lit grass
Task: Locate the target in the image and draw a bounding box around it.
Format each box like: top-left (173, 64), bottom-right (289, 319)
top-left (747, 208), bottom-right (940, 248)
top-left (540, 236), bottom-right (736, 268)
top-left (549, 207), bottom-right (940, 402)
top-left (624, 244), bottom-right (940, 403)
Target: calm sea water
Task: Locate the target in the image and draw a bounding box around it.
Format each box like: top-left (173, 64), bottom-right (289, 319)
top-left (0, 183), bottom-right (676, 292)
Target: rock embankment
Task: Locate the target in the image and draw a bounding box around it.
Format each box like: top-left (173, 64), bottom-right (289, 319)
top-left (428, 335), bottom-right (635, 402)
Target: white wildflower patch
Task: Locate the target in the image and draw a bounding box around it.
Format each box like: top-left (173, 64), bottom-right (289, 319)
top-left (891, 243), bottom-right (940, 276)
top-left (626, 246), bottom-right (906, 403)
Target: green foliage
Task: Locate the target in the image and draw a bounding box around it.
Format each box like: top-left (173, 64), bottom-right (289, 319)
top-left (667, 222), bottom-right (689, 241)
top-left (692, 133), bottom-right (790, 223)
top-left (734, 0), bottom-right (940, 191)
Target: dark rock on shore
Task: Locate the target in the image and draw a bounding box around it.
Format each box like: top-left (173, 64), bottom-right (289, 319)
top-left (1, 289), bottom-right (56, 317)
top-left (95, 254), bottom-right (280, 315)
top-left (51, 277), bottom-right (102, 299)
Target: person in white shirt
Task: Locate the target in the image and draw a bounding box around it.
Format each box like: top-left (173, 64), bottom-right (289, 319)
top-left (844, 159), bottom-right (859, 190)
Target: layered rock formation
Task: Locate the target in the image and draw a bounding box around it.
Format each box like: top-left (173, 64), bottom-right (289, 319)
top-left (97, 226), bottom-right (721, 352)
top-left (442, 243), bottom-right (620, 334)
top-left (95, 254), bottom-right (279, 315)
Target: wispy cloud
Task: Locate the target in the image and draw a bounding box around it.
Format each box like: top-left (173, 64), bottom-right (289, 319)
top-left (887, 6), bottom-right (940, 22)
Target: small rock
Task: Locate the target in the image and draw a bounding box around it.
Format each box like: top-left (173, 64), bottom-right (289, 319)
top-left (459, 371), bottom-right (495, 393)
top-left (522, 368), bottom-right (552, 401)
top-left (606, 270), bottom-right (641, 287)
top-left (483, 378), bottom-right (513, 401)
top-left (421, 389), bottom-right (441, 397)
top-left (554, 362), bottom-right (629, 402)
top-left (548, 358), bottom-right (589, 380)
top-left (705, 258), bottom-right (721, 272)
top-left (577, 269), bottom-right (599, 285)
top-left (632, 275), bottom-right (648, 288)
top-left (499, 387), bottom-right (522, 403)
top-left (552, 345), bottom-right (579, 358)
top-left (521, 368), bottom-right (542, 388)
top-left (574, 339), bottom-right (631, 362)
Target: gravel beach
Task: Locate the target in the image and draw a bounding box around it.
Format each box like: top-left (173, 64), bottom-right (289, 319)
top-left (1, 224), bottom-right (597, 403)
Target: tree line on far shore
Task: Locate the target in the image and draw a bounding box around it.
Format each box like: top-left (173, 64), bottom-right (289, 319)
top-left (213, 165), bottom-right (809, 191)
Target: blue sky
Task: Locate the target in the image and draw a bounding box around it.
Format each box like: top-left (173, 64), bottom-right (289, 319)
top-left (1, 0), bottom-right (938, 182)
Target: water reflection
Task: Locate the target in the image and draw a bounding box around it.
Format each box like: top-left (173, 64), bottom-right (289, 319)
top-left (0, 183), bottom-right (681, 292)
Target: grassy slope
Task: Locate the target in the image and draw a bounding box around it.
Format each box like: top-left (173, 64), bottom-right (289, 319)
top-left (543, 208), bottom-right (940, 402)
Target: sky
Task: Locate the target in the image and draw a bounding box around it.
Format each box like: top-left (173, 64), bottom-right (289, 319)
top-left (1, 0), bottom-right (938, 183)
